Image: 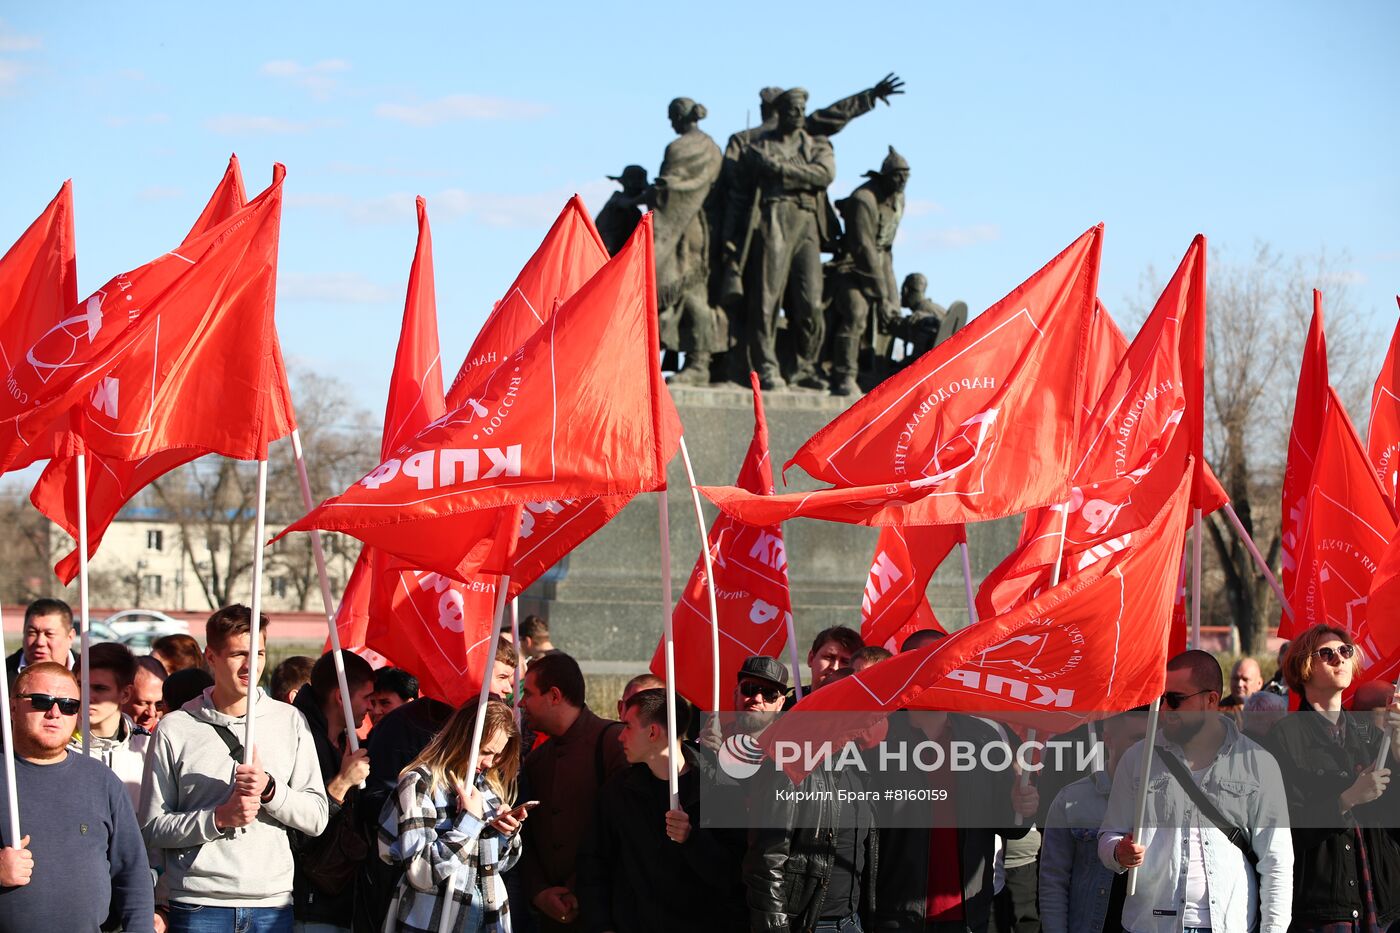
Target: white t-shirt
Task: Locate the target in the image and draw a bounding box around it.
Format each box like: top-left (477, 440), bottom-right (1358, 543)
top-left (1182, 765), bottom-right (1212, 926)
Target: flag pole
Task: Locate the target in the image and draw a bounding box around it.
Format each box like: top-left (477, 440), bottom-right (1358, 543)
top-left (785, 612), bottom-right (805, 702)
top-left (958, 533), bottom-right (977, 627)
top-left (678, 437), bottom-right (722, 713)
top-left (1220, 503), bottom-right (1294, 620)
top-left (466, 572), bottom-right (512, 788)
top-left (76, 451), bottom-right (91, 755)
top-left (0, 605), bottom-right (21, 845)
top-left (510, 598), bottom-right (522, 729)
top-left (290, 429), bottom-right (361, 754)
top-left (1126, 696), bottom-right (1161, 896)
top-left (1190, 509), bottom-right (1203, 650)
top-left (1050, 503), bottom-right (1069, 588)
top-left (658, 491), bottom-right (680, 808)
top-left (243, 459), bottom-right (269, 761)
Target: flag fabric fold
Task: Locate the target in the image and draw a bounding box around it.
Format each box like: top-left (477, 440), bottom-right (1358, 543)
top-left (701, 225), bottom-right (1103, 527)
top-left (1367, 302), bottom-right (1400, 505)
top-left (649, 375), bottom-right (794, 710)
top-left (860, 524), bottom-right (957, 651)
top-left (1280, 291), bottom-right (1331, 609)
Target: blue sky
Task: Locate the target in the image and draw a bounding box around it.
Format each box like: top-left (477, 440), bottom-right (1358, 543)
top-left (1, 3), bottom-right (1397, 416)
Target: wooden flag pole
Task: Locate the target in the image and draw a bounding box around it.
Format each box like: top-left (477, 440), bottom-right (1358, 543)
top-left (290, 429), bottom-right (361, 754)
top-left (465, 573), bottom-right (512, 789)
top-left (243, 459), bottom-right (269, 761)
top-left (678, 437), bottom-right (722, 713)
top-left (958, 536), bottom-right (978, 627)
top-left (1220, 503), bottom-right (1294, 620)
top-left (658, 491), bottom-right (680, 808)
top-left (1126, 697), bottom-right (1161, 896)
top-left (76, 451), bottom-right (91, 755)
top-left (1190, 509), bottom-right (1203, 650)
top-left (0, 605), bottom-right (21, 845)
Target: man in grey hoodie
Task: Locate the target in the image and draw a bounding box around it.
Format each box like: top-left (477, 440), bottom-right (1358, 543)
top-left (139, 605), bottom-right (328, 933)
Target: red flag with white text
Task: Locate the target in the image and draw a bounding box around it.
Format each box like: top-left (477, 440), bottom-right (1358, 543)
top-left (701, 225), bottom-right (1102, 527)
top-left (1367, 303), bottom-right (1400, 505)
top-left (281, 215), bottom-right (681, 581)
top-left (649, 376), bottom-right (793, 710)
top-left (1282, 386), bottom-right (1398, 654)
top-left (860, 525), bottom-right (956, 651)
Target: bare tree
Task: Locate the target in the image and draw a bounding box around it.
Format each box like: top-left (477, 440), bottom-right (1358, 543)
top-left (0, 486), bottom-right (59, 603)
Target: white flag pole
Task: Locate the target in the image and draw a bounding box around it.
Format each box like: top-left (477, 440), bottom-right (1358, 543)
top-left (1221, 502), bottom-right (1294, 620)
top-left (1126, 697), bottom-right (1162, 896)
top-left (784, 613), bottom-right (805, 702)
top-left (510, 598), bottom-right (522, 729)
top-left (465, 573), bottom-right (512, 787)
top-left (1049, 503), bottom-right (1069, 588)
top-left (0, 605), bottom-right (21, 844)
top-left (958, 535), bottom-right (978, 627)
top-left (243, 459), bottom-right (269, 762)
top-left (76, 451), bottom-right (91, 755)
top-left (678, 437), bottom-right (722, 713)
top-left (658, 491), bottom-right (679, 809)
top-left (289, 429), bottom-right (360, 753)
top-left (1190, 509), bottom-right (1203, 650)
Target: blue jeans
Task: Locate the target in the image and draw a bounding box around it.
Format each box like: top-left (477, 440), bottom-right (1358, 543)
top-left (167, 903), bottom-right (294, 933)
top-left (814, 917), bottom-right (863, 933)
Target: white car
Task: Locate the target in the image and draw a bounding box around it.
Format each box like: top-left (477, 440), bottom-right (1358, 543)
top-left (99, 609), bottom-right (189, 639)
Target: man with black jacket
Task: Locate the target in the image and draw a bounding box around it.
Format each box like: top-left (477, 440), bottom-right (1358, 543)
top-left (290, 650), bottom-right (374, 932)
top-left (873, 712), bottom-right (1038, 933)
top-left (578, 688), bottom-right (744, 932)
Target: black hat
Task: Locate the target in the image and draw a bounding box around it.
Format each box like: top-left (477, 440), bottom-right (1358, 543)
top-left (607, 164), bottom-right (649, 187)
top-left (738, 655), bottom-right (789, 689)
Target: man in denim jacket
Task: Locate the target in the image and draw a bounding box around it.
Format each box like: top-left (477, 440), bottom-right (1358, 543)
top-left (1040, 709), bottom-right (1149, 933)
top-left (1097, 651), bottom-right (1292, 933)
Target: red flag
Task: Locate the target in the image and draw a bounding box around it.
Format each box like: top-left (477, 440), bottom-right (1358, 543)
top-left (445, 195), bottom-right (609, 409)
top-left (977, 237), bottom-right (1212, 616)
top-left (1280, 291), bottom-right (1331, 609)
top-left (282, 214), bottom-right (681, 581)
top-left (0, 181), bottom-right (78, 469)
top-left (701, 225), bottom-right (1102, 526)
top-left (504, 494), bottom-right (632, 599)
top-left (1281, 387), bottom-right (1398, 655)
top-left (33, 156), bottom-right (292, 583)
top-left (1367, 302), bottom-right (1400, 505)
top-left (767, 460), bottom-right (1192, 778)
top-left (1361, 530), bottom-right (1400, 686)
top-left (649, 376), bottom-right (793, 710)
top-left (860, 525), bottom-right (956, 651)
top-left (0, 165), bottom-right (291, 471)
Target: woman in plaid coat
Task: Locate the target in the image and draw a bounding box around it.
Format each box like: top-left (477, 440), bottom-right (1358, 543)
top-left (379, 698), bottom-right (529, 933)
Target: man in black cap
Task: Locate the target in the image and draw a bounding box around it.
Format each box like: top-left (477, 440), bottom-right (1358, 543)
top-left (734, 656), bottom-right (790, 736)
top-left (596, 164), bottom-right (649, 255)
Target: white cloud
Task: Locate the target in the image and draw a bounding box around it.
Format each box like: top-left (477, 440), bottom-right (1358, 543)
top-left (203, 114), bottom-right (339, 135)
top-left (279, 272), bottom-right (394, 305)
top-left (917, 224), bottom-right (1002, 249)
top-left (374, 94), bottom-right (551, 126)
top-left (259, 58), bottom-right (350, 100)
top-left (0, 59), bottom-right (23, 94)
top-left (0, 21), bottom-right (40, 53)
top-left (903, 198), bottom-right (946, 218)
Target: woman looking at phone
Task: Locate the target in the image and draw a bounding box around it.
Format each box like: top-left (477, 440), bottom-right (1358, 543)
top-left (379, 697), bottom-right (532, 933)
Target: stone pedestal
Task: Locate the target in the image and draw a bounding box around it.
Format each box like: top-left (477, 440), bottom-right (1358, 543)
top-left (518, 384), bottom-right (1019, 667)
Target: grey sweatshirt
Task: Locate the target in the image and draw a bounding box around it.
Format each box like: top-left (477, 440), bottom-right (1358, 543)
top-left (138, 687), bottom-right (328, 907)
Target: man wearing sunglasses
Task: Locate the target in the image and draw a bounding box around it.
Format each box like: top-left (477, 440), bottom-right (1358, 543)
top-left (1098, 650), bottom-right (1293, 933)
top-left (0, 662), bottom-right (155, 932)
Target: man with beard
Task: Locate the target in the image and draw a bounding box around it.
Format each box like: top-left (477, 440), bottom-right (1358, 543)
top-left (1098, 650), bottom-right (1292, 933)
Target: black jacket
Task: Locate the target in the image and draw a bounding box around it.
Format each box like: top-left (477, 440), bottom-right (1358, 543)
top-left (744, 755), bottom-right (878, 932)
top-left (577, 743), bottom-right (745, 933)
top-left (1267, 708), bottom-right (1400, 927)
top-left (5, 648), bottom-right (77, 687)
top-left (291, 686), bottom-right (359, 925)
top-left (870, 714), bottom-right (1027, 932)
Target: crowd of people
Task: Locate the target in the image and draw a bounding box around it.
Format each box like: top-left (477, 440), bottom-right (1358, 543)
top-left (0, 597), bottom-right (1398, 933)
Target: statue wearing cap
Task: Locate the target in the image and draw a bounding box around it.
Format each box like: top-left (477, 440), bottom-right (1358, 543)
top-left (825, 146), bottom-right (910, 395)
top-left (888, 273), bottom-right (968, 368)
top-left (652, 97), bottom-right (726, 385)
top-left (714, 74), bottom-right (906, 382)
top-left (722, 87), bottom-right (837, 391)
top-left (595, 164), bottom-right (649, 256)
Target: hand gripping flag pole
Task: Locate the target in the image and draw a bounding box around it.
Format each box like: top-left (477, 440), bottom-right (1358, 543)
top-left (290, 429), bottom-right (362, 758)
top-left (76, 449), bottom-right (91, 755)
top-left (243, 460), bottom-right (269, 761)
top-left (678, 436), bottom-right (722, 713)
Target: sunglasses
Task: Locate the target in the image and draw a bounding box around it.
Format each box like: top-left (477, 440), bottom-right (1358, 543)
top-left (20, 693), bottom-right (80, 715)
top-left (1312, 644), bottom-right (1357, 666)
top-left (738, 681), bottom-right (784, 703)
top-left (1162, 689), bottom-right (1210, 710)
